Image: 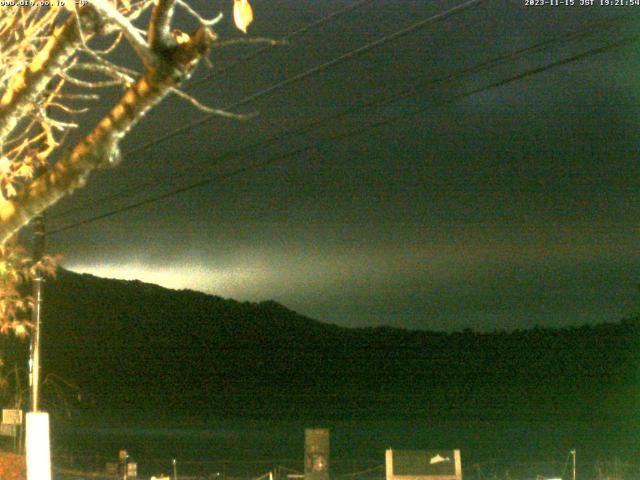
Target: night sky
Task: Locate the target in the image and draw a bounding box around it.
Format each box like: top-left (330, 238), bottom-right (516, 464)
top-left (44, 0), bottom-right (639, 331)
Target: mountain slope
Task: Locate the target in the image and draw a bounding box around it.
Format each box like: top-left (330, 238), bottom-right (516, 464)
top-left (19, 269), bottom-right (638, 421)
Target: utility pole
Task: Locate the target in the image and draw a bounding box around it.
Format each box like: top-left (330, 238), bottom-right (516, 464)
top-left (29, 215), bottom-right (45, 413)
top-left (26, 89), bottom-right (52, 480)
top-left (26, 215), bottom-right (51, 480)
top-left (571, 449), bottom-right (576, 480)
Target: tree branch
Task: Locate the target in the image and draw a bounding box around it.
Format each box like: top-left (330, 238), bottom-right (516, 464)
top-left (148, 0), bottom-right (178, 51)
top-left (90, 0), bottom-right (155, 66)
top-left (176, 1), bottom-right (223, 27)
top-left (0, 8), bottom-right (102, 145)
top-left (0, 24), bottom-right (215, 243)
top-left (170, 87), bottom-right (256, 119)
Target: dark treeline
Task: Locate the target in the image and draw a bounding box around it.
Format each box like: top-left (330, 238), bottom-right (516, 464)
top-left (2, 269), bottom-right (636, 423)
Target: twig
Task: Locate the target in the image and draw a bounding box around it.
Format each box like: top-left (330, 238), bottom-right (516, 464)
top-left (212, 37), bottom-right (282, 49)
top-left (171, 88), bottom-right (257, 120)
top-left (70, 61), bottom-right (136, 85)
top-left (58, 72), bottom-right (124, 89)
top-left (176, 0), bottom-right (223, 27)
top-left (91, 0), bottom-right (155, 66)
top-left (47, 102), bottom-right (90, 115)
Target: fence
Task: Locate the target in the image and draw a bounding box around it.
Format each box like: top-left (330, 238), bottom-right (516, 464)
top-left (51, 456), bottom-right (640, 480)
top-left (52, 456), bottom-right (385, 480)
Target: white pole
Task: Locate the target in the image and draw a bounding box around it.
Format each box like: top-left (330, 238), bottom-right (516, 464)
top-left (26, 412), bottom-right (51, 480)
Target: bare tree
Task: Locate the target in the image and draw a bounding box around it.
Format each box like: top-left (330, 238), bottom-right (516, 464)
top-left (0, 0), bottom-right (254, 332)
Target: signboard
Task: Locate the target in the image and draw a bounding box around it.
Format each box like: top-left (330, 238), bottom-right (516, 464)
top-left (385, 450), bottom-right (462, 480)
top-left (305, 429), bottom-right (330, 480)
top-left (127, 462), bottom-right (137, 478)
top-left (2, 409), bottom-right (23, 425)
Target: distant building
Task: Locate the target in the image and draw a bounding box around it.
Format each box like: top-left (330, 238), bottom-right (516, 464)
top-left (305, 429), bottom-right (330, 480)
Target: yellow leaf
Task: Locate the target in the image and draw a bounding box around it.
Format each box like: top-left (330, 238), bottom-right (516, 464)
top-left (14, 324), bottom-right (28, 338)
top-left (0, 157), bottom-right (10, 175)
top-left (4, 183), bottom-right (16, 199)
top-left (15, 163), bottom-right (33, 179)
top-left (233, 0), bottom-right (253, 34)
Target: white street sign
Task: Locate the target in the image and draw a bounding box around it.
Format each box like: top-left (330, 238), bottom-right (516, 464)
top-left (2, 409), bottom-right (23, 425)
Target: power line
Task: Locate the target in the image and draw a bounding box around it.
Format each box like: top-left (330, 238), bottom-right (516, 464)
top-left (49, 0), bottom-right (488, 220)
top-left (51, 34), bottom-right (639, 234)
top-left (48, 34), bottom-right (639, 236)
top-left (455, 35), bottom-right (638, 100)
top-left (187, 0), bottom-right (375, 90)
top-left (49, 13), bottom-right (630, 221)
top-left (121, 0), bottom-right (486, 159)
